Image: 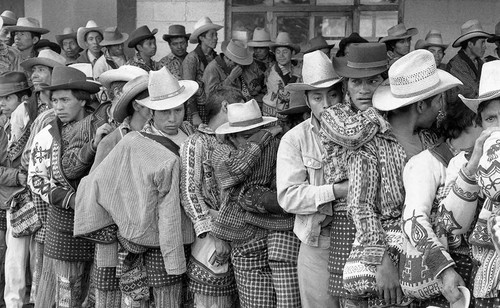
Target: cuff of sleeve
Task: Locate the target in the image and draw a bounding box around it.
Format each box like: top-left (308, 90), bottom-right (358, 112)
top-left (361, 246), bottom-right (386, 265)
top-left (427, 247), bottom-right (455, 279)
top-left (194, 218), bottom-right (212, 237)
top-left (247, 130), bottom-right (272, 148)
top-left (49, 187), bottom-right (73, 209)
top-left (81, 141), bottom-right (97, 163)
top-left (63, 191), bottom-right (75, 209)
top-left (460, 165), bottom-right (477, 184)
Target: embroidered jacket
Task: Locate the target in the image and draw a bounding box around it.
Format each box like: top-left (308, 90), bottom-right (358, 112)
top-left (0, 45), bottom-right (21, 73)
top-left (159, 52), bottom-right (186, 80)
top-left (126, 52), bottom-right (160, 72)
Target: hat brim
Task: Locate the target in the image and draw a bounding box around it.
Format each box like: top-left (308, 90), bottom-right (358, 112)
top-left (460, 90), bottom-right (500, 113)
top-left (487, 35), bottom-right (500, 43)
top-left (77, 27), bottom-right (103, 49)
top-left (42, 81), bottom-right (101, 94)
top-left (136, 80), bottom-right (198, 111)
top-left (277, 105), bottom-right (310, 115)
top-left (189, 24), bottom-right (223, 44)
top-left (4, 25), bottom-right (49, 35)
top-left (270, 43), bottom-right (300, 54)
top-left (223, 46), bottom-right (253, 66)
top-left (452, 31), bottom-right (492, 48)
top-left (373, 69), bottom-right (462, 111)
top-left (127, 29), bottom-right (158, 48)
top-left (56, 33), bottom-right (77, 46)
top-left (248, 41), bottom-right (272, 47)
top-left (0, 85), bottom-right (32, 97)
top-left (113, 80), bottom-right (149, 123)
top-left (285, 77), bottom-right (342, 92)
top-left (162, 34), bottom-right (190, 41)
top-left (332, 56), bottom-right (388, 79)
top-left (1, 17), bottom-right (17, 26)
top-left (20, 58), bottom-right (65, 71)
top-left (379, 28), bottom-right (418, 43)
top-left (417, 42), bottom-right (449, 50)
top-left (305, 44), bottom-right (335, 54)
top-left (98, 68), bottom-right (147, 89)
top-left (215, 116), bottom-right (277, 134)
top-left (100, 33), bottom-right (129, 47)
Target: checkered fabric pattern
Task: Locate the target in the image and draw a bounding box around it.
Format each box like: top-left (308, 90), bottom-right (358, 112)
top-left (32, 192), bottom-right (49, 243)
top-left (231, 237), bottom-right (276, 308)
top-left (0, 209), bottom-right (6, 230)
top-left (144, 248), bottom-right (183, 287)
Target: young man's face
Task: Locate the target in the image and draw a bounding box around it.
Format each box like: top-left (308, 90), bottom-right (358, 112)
top-left (469, 38), bottom-right (486, 59)
top-left (14, 31), bottom-right (38, 52)
top-left (0, 94), bottom-right (22, 117)
top-left (168, 37), bottom-right (188, 58)
top-left (52, 89), bottom-right (86, 123)
top-left (230, 127), bottom-right (260, 147)
top-left (62, 38), bottom-right (80, 58)
top-left (31, 65), bottom-right (52, 91)
top-left (306, 87), bottom-right (342, 120)
top-left (393, 37), bottom-right (411, 57)
top-left (84, 31), bottom-right (103, 55)
top-left (108, 43), bottom-right (125, 57)
top-left (275, 47), bottom-right (293, 66)
top-left (428, 46), bottom-right (445, 67)
top-left (347, 74), bottom-right (384, 111)
top-left (199, 30), bottom-right (218, 50)
top-left (138, 38), bottom-right (157, 58)
top-left (481, 99), bottom-right (500, 129)
top-left (152, 104), bottom-right (185, 135)
top-left (253, 47), bottom-right (269, 61)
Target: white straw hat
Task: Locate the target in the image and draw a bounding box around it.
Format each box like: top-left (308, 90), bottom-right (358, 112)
top-left (20, 49), bottom-right (66, 71)
top-left (373, 49), bottom-right (462, 111)
top-left (460, 60), bottom-right (500, 113)
top-left (137, 67), bottom-right (198, 111)
top-left (216, 99), bottom-right (277, 134)
top-left (98, 65), bottom-right (148, 90)
top-left (189, 17), bottom-right (223, 44)
top-left (286, 50), bottom-right (341, 91)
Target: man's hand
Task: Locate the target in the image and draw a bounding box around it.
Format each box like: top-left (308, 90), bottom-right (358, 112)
top-left (333, 180), bottom-right (349, 199)
top-left (262, 126), bottom-right (282, 138)
top-left (466, 127), bottom-right (500, 175)
top-left (92, 123), bottom-right (113, 149)
top-left (439, 267), bottom-right (465, 305)
top-left (375, 252), bottom-right (403, 306)
top-left (192, 113), bottom-right (202, 127)
top-left (210, 233), bottom-right (231, 263)
top-left (228, 65), bottom-right (243, 82)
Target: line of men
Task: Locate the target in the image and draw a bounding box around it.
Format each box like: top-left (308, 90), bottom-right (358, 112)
top-left (2, 7), bottom-right (500, 308)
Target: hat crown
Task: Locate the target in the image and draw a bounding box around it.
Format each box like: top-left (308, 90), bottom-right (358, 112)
top-left (251, 27), bottom-right (271, 42)
top-left (50, 66), bottom-right (88, 86)
top-left (148, 67), bottom-right (185, 105)
top-left (0, 71), bottom-right (29, 90)
top-left (1, 10), bottom-right (16, 20)
top-left (302, 50), bottom-right (339, 86)
top-left (68, 63), bottom-right (93, 79)
top-left (388, 49), bottom-right (440, 98)
top-left (62, 27), bottom-right (76, 35)
top-left (227, 99), bottom-right (263, 127)
top-left (84, 20), bottom-right (99, 28)
top-left (16, 17), bottom-right (41, 28)
top-left (308, 36), bottom-right (328, 48)
top-left (194, 17), bottom-right (215, 31)
top-left (123, 74), bottom-right (149, 94)
top-left (36, 49), bottom-right (67, 65)
top-left (274, 32), bottom-right (293, 45)
top-left (387, 23), bottom-right (411, 37)
top-left (168, 24), bottom-right (187, 36)
top-left (477, 60), bottom-right (500, 97)
top-left (225, 39), bottom-right (252, 64)
top-left (232, 30), bottom-right (248, 43)
top-left (461, 19), bottom-right (485, 35)
top-left (425, 30), bottom-right (444, 44)
top-left (346, 43), bottom-right (388, 69)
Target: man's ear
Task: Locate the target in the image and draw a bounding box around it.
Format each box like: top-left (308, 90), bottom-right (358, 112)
top-left (32, 36), bottom-right (40, 46)
top-left (416, 101), bottom-right (426, 113)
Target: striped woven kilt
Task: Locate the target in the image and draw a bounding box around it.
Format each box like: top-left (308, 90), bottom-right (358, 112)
top-left (328, 211), bottom-right (356, 297)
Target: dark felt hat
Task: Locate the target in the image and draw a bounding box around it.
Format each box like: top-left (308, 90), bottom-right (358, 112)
top-left (128, 25), bottom-right (158, 48)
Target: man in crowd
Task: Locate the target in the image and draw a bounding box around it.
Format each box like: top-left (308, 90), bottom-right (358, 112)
top-left (126, 25), bottom-right (160, 72)
top-left (93, 26), bottom-right (129, 79)
top-left (76, 20), bottom-right (104, 65)
top-left (5, 17), bottom-right (49, 63)
top-left (159, 25), bottom-right (190, 79)
top-left (56, 27), bottom-right (82, 64)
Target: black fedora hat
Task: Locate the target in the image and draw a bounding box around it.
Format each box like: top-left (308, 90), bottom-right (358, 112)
top-left (42, 66), bottom-right (100, 93)
top-left (128, 25), bottom-right (158, 48)
top-left (333, 43), bottom-right (388, 78)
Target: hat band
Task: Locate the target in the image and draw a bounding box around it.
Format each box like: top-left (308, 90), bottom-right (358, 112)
top-left (150, 85), bottom-right (185, 101)
top-left (0, 82), bottom-right (28, 93)
top-left (347, 59), bottom-right (387, 69)
top-left (392, 79), bottom-right (440, 99)
top-left (226, 48), bottom-right (249, 61)
top-left (229, 116), bottom-right (263, 127)
top-left (309, 77), bottom-right (339, 86)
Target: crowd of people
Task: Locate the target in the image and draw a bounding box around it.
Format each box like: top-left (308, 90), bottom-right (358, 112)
top-left (1, 7), bottom-right (500, 308)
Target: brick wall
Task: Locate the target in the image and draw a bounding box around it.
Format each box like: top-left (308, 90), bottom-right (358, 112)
top-left (136, 0), bottom-right (225, 61)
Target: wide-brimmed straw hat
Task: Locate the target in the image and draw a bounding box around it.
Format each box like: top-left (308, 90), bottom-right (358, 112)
top-left (336, 32), bottom-right (368, 56)
top-left (137, 67), bottom-right (198, 110)
top-left (379, 23), bottom-right (418, 43)
top-left (77, 20), bottom-right (103, 49)
top-left (452, 19), bottom-right (492, 48)
top-left (223, 39), bottom-right (253, 65)
top-left (5, 17), bottom-right (49, 35)
top-left (333, 43), bottom-right (388, 78)
top-left (189, 17), bottom-right (223, 44)
top-left (1, 10), bottom-right (17, 26)
top-left (162, 25), bottom-right (190, 41)
top-left (460, 60), bottom-right (500, 113)
top-left (216, 99), bottom-right (277, 134)
top-left (98, 65), bottom-right (148, 90)
top-left (487, 21), bottom-right (500, 43)
top-left (56, 27), bottom-right (78, 46)
top-left (373, 49), bottom-right (462, 111)
top-left (100, 27), bottom-right (129, 46)
top-left (415, 30), bottom-right (449, 50)
top-left (21, 49), bottom-right (66, 71)
top-left (0, 71), bottom-right (31, 96)
top-left (286, 50), bottom-right (341, 92)
top-left (248, 27), bottom-right (272, 48)
top-left (128, 25), bottom-right (158, 48)
top-left (270, 32), bottom-right (300, 54)
top-left (277, 90), bottom-right (309, 115)
top-left (304, 36), bottom-right (335, 54)
top-left (34, 39), bottom-right (62, 54)
top-left (41, 66), bottom-right (100, 93)
top-left (113, 75), bottom-right (149, 123)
